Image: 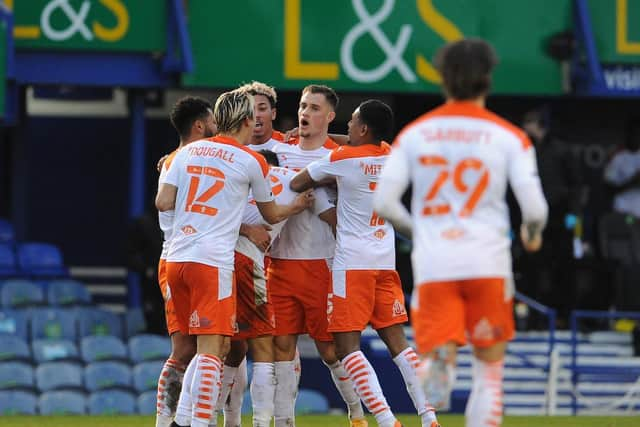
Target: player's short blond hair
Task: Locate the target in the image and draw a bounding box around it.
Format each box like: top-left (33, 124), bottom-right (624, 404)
top-left (238, 81), bottom-right (277, 108)
top-left (214, 89), bottom-right (255, 134)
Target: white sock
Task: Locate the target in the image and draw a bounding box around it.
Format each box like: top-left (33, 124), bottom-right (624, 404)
top-left (274, 361), bottom-right (298, 427)
top-left (251, 362), bottom-right (276, 427)
top-left (393, 347), bottom-right (438, 426)
top-left (294, 349), bottom-right (302, 387)
top-left (324, 359), bottom-right (364, 420)
top-left (465, 358), bottom-right (504, 427)
top-left (156, 358), bottom-right (186, 427)
top-left (175, 356), bottom-right (198, 426)
top-left (342, 351), bottom-right (397, 427)
top-left (224, 358), bottom-right (246, 427)
top-left (216, 365), bottom-right (238, 412)
top-left (190, 354), bottom-right (222, 427)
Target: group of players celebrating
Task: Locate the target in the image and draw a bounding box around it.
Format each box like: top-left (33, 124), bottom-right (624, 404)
top-left (153, 38), bottom-right (549, 427)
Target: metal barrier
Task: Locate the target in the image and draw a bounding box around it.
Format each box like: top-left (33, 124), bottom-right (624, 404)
top-left (569, 310), bottom-right (640, 414)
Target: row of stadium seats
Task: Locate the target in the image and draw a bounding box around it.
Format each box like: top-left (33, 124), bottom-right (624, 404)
top-left (0, 360), bottom-right (163, 393)
top-left (0, 387), bottom-right (331, 416)
top-left (0, 242), bottom-right (67, 278)
top-left (0, 334), bottom-right (170, 364)
top-left (0, 306), bottom-right (146, 341)
top-left (0, 389), bottom-right (158, 415)
top-left (1, 279), bottom-right (91, 308)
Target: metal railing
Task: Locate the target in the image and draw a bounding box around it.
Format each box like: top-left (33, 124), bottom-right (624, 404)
top-left (569, 310), bottom-right (640, 414)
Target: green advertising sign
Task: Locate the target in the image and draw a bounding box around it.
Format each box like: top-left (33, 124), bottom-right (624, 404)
top-left (10, 0), bottom-right (166, 52)
top-left (589, 0), bottom-right (640, 63)
top-left (183, 0), bottom-right (640, 94)
top-left (183, 0), bottom-right (573, 94)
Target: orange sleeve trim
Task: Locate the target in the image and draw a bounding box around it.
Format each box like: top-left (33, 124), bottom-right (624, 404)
top-left (271, 130), bottom-right (286, 142)
top-left (237, 144), bottom-right (270, 177)
top-left (329, 144), bottom-right (389, 162)
top-left (394, 102), bottom-right (532, 151)
top-left (323, 137), bottom-right (339, 149)
top-left (210, 135), bottom-right (270, 177)
top-left (163, 150), bottom-right (179, 171)
top-left (254, 152), bottom-right (270, 177)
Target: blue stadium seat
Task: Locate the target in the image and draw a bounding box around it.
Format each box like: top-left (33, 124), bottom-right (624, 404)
top-left (0, 218), bottom-right (15, 244)
top-left (47, 279), bottom-right (92, 306)
top-left (128, 334), bottom-right (171, 363)
top-left (137, 390), bottom-right (157, 415)
top-left (17, 242), bottom-right (68, 278)
top-left (0, 335), bottom-right (31, 362)
top-left (0, 390), bottom-right (37, 415)
top-left (36, 361), bottom-right (84, 392)
top-left (39, 390), bottom-right (86, 415)
top-left (295, 389), bottom-right (330, 414)
top-left (0, 361), bottom-right (34, 391)
top-left (88, 390), bottom-right (137, 415)
top-left (80, 335), bottom-right (128, 363)
top-left (0, 309), bottom-right (28, 340)
top-left (0, 279), bottom-right (45, 308)
top-left (77, 307), bottom-right (123, 339)
top-left (85, 361), bottom-right (133, 392)
top-left (132, 360), bottom-right (163, 393)
top-left (30, 308), bottom-right (77, 341)
top-left (32, 339), bottom-right (79, 363)
top-left (0, 244), bottom-right (18, 278)
top-left (124, 307), bottom-right (147, 337)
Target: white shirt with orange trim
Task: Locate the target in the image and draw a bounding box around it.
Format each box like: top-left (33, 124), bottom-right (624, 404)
top-left (158, 149), bottom-right (178, 260)
top-left (307, 144), bottom-right (395, 270)
top-left (162, 136), bottom-right (273, 270)
top-left (380, 102), bottom-right (544, 285)
top-left (235, 167), bottom-right (297, 268)
top-left (269, 138), bottom-right (338, 260)
top-left (247, 130), bottom-right (286, 152)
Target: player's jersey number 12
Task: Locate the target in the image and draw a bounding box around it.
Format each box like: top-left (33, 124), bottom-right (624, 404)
top-left (185, 165), bottom-right (226, 216)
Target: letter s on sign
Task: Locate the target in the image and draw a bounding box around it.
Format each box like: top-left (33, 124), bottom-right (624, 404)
top-left (415, 0), bottom-right (463, 84)
top-left (93, 0), bottom-right (129, 42)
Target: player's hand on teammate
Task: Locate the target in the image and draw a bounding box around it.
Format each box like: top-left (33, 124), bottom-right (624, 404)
top-left (157, 154), bottom-right (170, 172)
top-left (243, 223), bottom-right (273, 252)
top-left (520, 223), bottom-right (543, 252)
top-left (292, 189), bottom-right (315, 212)
top-left (284, 127), bottom-right (299, 142)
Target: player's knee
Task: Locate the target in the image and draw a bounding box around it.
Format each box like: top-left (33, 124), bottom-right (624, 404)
top-left (273, 335), bottom-right (296, 360)
top-left (171, 334), bottom-right (197, 366)
top-left (315, 341), bottom-right (339, 364)
top-left (225, 340), bottom-right (248, 366)
top-left (473, 342), bottom-right (506, 363)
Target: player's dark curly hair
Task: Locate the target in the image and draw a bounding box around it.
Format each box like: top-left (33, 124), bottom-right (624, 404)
top-left (358, 99), bottom-right (394, 142)
top-left (170, 96), bottom-right (213, 139)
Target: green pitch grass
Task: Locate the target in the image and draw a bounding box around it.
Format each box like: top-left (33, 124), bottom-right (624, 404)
top-left (1, 415), bottom-right (639, 427)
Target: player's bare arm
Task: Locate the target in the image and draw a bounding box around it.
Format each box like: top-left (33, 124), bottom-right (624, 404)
top-left (256, 189), bottom-right (315, 224)
top-left (155, 183), bottom-right (177, 212)
top-left (290, 168), bottom-right (335, 192)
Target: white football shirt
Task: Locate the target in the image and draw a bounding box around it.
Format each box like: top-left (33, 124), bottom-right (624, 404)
top-left (380, 101), bottom-right (542, 285)
top-left (269, 138), bottom-right (338, 260)
top-left (158, 149), bottom-right (178, 260)
top-left (307, 143), bottom-right (395, 270)
top-left (162, 136), bottom-right (273, 270)
top-left (247, 130), bottom-right (286, 152)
